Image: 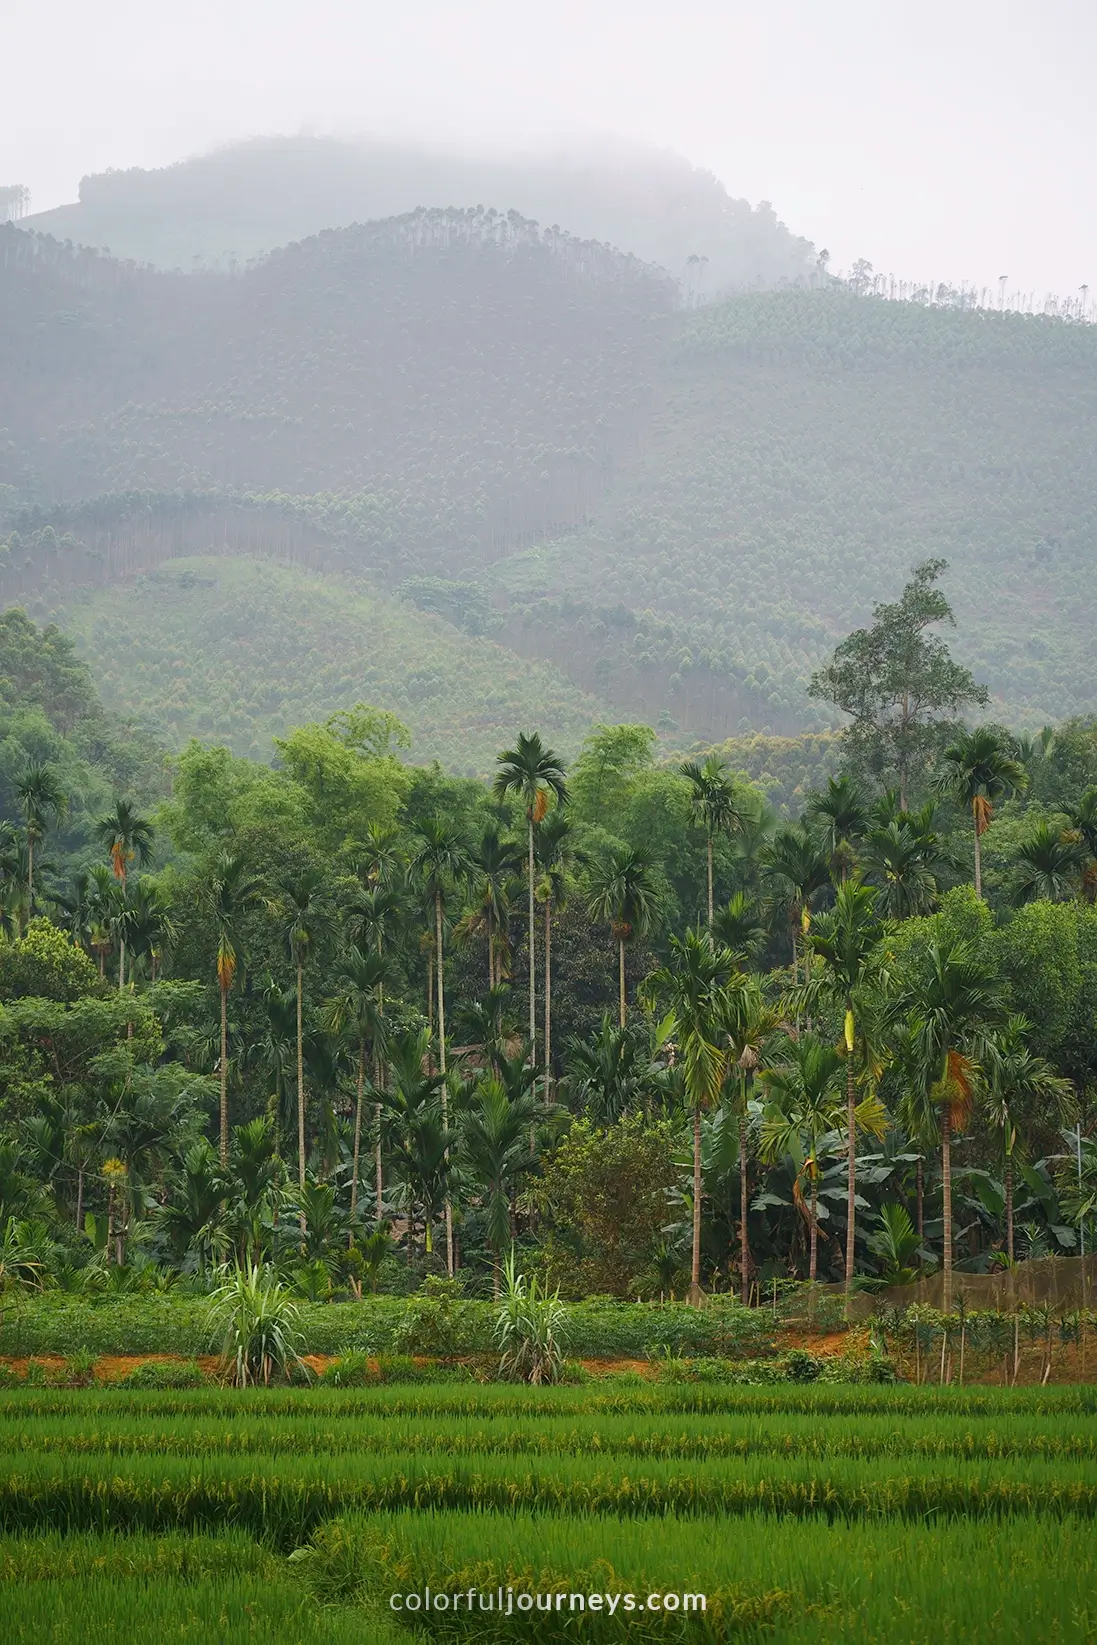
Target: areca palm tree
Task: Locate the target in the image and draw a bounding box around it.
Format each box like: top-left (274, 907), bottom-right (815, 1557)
top-left (805, 880), bottom-right (889, 1306)
top-left (1011, 821), bottom-right (1086, 904)
top-left (458, 1072), bottom-right (547, 1295)
top-left (460, 827), bottom-right (522, 990)
top-left (934, 726), bottom-right (1028, 899)
top-left (206, 852), bottom-right (263, 1164)
top-left (680, 754), bottom-right (740, 924)
top-left (324, 946), bottom-right (391, 1234)
top-left (493, 733), bottom-right (568, 1070)
top-left (94, 800), bottom-right (155, 988)
top-left (806, 775), bottom-right (868, 884)
top-left (643, 929), bottom-right (743, 1303)
top-left (1064, 787), bottom-right (1097, 901)
top-left (984, 1015), bottom-right (1074, 1262)
top-left (586, 843), bottom-right (660, 1027)
top-left (536, 810), bottom-right (581, 1091)
top-left (761, 1036), bottom-right (846, 1282)
top-left (125, 877), bottom-right (176, 983)
top-left (860, 816), bottom-right (943, 917)
top-left (762, 824), bottom-right (830, 983)
top-left (381, 1028), bottom-right (450, 1263)
top-left (712, 890), bottom-right (767, 967)
top-left (16, 763), bottom-right (66, 910)
top-left (411, 819), bottom-right (471, 1275)
top-left (897, 938), bottom-right (1006, 1311)
top-left (277, 868), bottom-right (332, 1203)
top-left (725, 976), bottom-right (781, 1301)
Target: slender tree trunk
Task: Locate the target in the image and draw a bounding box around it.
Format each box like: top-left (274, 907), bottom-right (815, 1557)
top-left (809, 1174), bottom-right (819, 1283)
top-left (618, 937), bottom-right (627, 1029)
top-left (27, 837), bottom-right (33, 913)
top-left (544, 896), bottom-right (552, 1098)
top-left (296, 960), bottom-right (306, 1234)
top-left (427, 946), bottom-right (434, 1042)
top-left (739, 1085), bottom-right (751, 1305)
top-left (75, 1166), bottom-right (84, 1233)
top-left (487, 906), bottom-right (495, 991)
top-left (706, 833), bottom-right (714, 927)
top-left (350, 1039), bottom-right (365, 1241)
top-left (916, 1155), bottom-right (924, 1249)
top-left (690, 1101), bottom-right (703, 1305)
top-left (118, 939), bottom-right (125, 992)
top-left (527, 818), bottom-right (536, 1069)
top-left (844, 1052), bottom-right (857, 1308)
top-left (436, 890), bottom-right (454, 1278)
top-left (942, 1107), bottom-right (954, 1314)
top-left (1005, 1139), bottom-right (1014, 1263)
top-left (219, 983), bottom-right (229, 1165)
top-left (973, 801), bottom-right (983, 900)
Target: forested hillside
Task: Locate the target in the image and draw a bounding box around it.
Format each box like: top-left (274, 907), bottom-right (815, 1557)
top-left (2, 218), bottom-right (1096, 760)
top-left (23, 134), bottom-right (818, 288)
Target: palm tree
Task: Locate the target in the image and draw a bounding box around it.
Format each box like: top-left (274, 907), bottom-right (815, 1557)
top-left (536, 810), bottom-right (581, 1092)
top-left (458, 1071), bottom-right (547, 1295)
top-left (712, 890), bottom-right (767, 967)
top-left (493, 733), bottom-right (568, 1070)
top-left (125, 877), bottom-right (176, 983)
top-left (277, 868), bottom-right (332, 1205)
top-left (460, 827), bottom-right (522, 989)
top-left (680, 754), bottom-right (740, 924)
top-left (806, 880), bottom-right (889, 1307)
top-left (411, 819), bottom-right (471, 1276)
top-left (806, 775), bottom-right (868, 884)
top-left (381, 1029), bottom-right (450, 1264)
top-left (762, 824), bottom-right (831, 983)
top-left (984, 1015), bottom-right (1073, 1262)
top-left (324, 946), bottom-right (391, 1235)
top-left (725, 976), bottom-right (780, 1302)
top-left (1012, 821), bottom-right (1086, 904)
top-left (934, 726), bottom-right (1028, 899)
top-left (586, 843), bottom-right (660, 1027)
top-left (761, 1036), bottom-right (846, 1282)
top-left (16, 763), bottom-right (66, 910)
top-left (206, 852), bottom-right (263, 1164)
top-left (898, 938), bottom-right (1005, 1312)
top-left (94, 800), bottom-right (155, 988)
top-left (643, 929), bottom-right (743, 1303)
top-left (860, 814), bottom-right (943, 917)
top-left (1064, 787), bottom-right (1097, 902)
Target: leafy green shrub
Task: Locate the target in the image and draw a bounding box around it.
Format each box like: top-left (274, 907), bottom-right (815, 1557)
top-left (784, 1350), bottom-right (824, 1383)
top-left (119, 1359), bottom-right (208, 1389)
top-left (318, 1351), bottom-right (377, 1388)
top-left (391, 1277), bottom-right (471, 1360)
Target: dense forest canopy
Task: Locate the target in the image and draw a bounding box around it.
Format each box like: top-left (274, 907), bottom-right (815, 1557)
top-left (22, 134), bottom-right (818, 288)
top-left (0, 581), bottom-right (1095, 1313)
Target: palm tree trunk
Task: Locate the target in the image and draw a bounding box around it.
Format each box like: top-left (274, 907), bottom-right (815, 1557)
top-left (118, 939), bottom-right (125, 992)
top-left (75, 1166), bottom-right (84, 1233)
top-left (350, 1039), bottom-right (365, 1240)
top-left (527, 818), bottom-right (536, 1068)
top-left (436, 891), bottom-right (454, 1278)
top-left (544, 895), bottom-right (552, 1098)
top-left (26, 836), bottom-right (33, 912)
top-left (809, 1174), bottom-right (819, 1283)
top-left (296, 960), bottom-right (306, 1234)
top-left (942, 1106), bottom-right (953, 1313)
top-left (739, 1086), bottom-right (750, 1306)
top-left (487, 905), bottom-right (495, 990)
top-left (1004, 1135), bottom-right (1014, 1264)
top-left (844, 1053), bottom-right (857, 1308)
top-left (219, 983), bottom-right (229, 1165)
top-left (916, 1155), bottom-right (924, 1247)
top-left (973, 800), bottom-right (983, 900)
top-left (690, 1101), bottom-right (703, 1305)
top-left (618, 936), bottom-right (626, 1029)
top-left (706, 833), bottom-right (714, 927)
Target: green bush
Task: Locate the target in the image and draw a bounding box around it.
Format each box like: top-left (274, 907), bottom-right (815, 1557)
top-left (119, 1359), bottom-right (209, 1390)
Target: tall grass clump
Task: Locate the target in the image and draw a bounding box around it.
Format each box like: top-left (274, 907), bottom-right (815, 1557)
top-left (206, 1265), bottom-right (307, 1387)
top-left (495, 1252), bottom-right (568, 1385)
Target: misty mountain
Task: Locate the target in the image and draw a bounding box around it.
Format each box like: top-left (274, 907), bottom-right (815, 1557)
top-left (23, 134), bottom-right (818, 292)
top-left (2, 215), bottom-right (1096, 766)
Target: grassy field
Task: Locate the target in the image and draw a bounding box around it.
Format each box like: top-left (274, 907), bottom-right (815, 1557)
top-left (1, 1383), bottom-right (1097, 1641)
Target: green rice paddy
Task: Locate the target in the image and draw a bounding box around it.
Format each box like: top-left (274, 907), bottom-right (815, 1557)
top-left (1, 1384), bottom-right (1095, 1641)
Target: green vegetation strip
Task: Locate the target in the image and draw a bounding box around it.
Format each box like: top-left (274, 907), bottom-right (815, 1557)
top-left (1, 1448), bottom-right (1095, 1538)
top-left (7, 1409), bottom-right (1097, 1462)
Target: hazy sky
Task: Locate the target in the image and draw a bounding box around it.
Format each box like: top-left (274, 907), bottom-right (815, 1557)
top-left (6, 0), bottom-right (1096, 293)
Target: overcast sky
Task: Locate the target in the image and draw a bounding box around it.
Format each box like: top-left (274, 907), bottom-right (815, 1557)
top-left (6, 0), bottom-right (1095, 294)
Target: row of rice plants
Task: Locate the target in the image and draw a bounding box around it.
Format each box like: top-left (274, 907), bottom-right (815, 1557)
top-left (294, 1507), bottom-right (1097, 1644)
top-left (8, 1406), bottom-right (1097, 1463)
top-left (1, 1445), bottom-right (1095, 1539)
top-left (4, 1379), bottom-right (1096, 1421)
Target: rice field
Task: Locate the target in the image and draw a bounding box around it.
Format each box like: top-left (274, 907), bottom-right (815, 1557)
top-left (1, 1383), bottom-right (1096, 1642)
